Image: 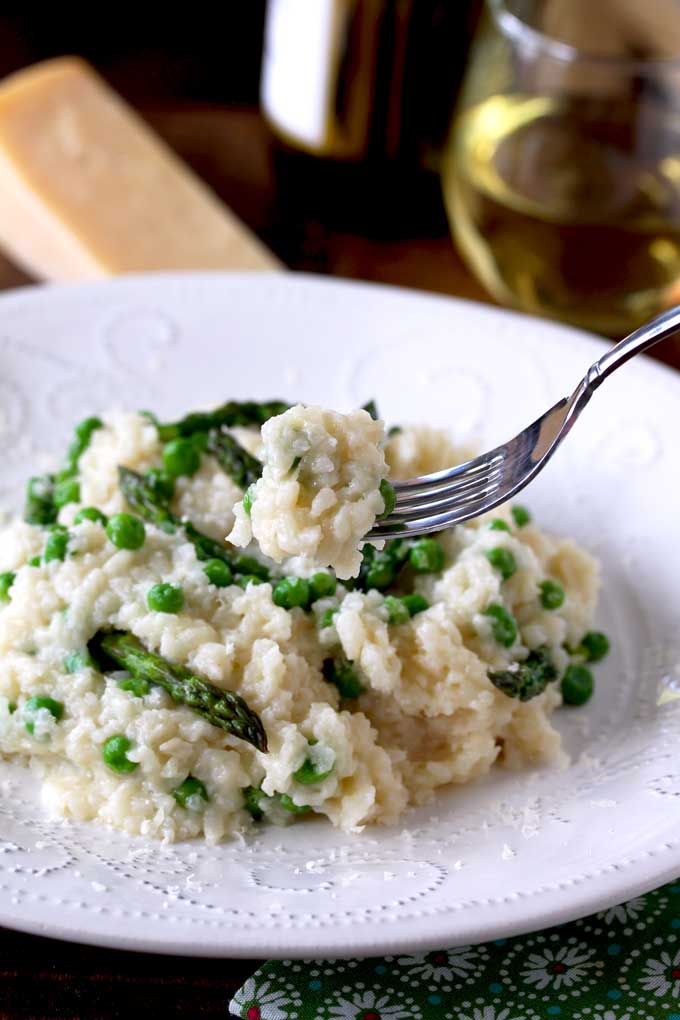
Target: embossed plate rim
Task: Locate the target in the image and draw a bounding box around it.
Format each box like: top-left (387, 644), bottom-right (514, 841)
top-left (0, 271), bottom-right (678, 957)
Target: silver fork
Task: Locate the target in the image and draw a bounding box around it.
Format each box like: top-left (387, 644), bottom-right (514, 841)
top-left (367, 304), bottom-right (680, 540)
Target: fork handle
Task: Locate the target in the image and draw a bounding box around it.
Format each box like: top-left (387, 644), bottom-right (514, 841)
top-left (586, 303), bottom-right (680, 389)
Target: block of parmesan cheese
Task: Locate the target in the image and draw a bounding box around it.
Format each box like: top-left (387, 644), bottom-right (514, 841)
top-left (0, 57), bottom-right (280, 280)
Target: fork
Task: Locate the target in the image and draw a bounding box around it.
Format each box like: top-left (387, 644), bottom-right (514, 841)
top-left (367, 304), bottom-right (680, 540)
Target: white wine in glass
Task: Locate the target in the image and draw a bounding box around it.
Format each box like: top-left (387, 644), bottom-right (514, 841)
top-left (443, 0), bottom-right (680, 336)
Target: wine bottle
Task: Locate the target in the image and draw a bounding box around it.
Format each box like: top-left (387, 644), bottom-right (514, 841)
top-left (261, 0), bottom-right (481, 243)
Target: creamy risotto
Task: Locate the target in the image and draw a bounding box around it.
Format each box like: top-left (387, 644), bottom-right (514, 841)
top-left (0, 400), bottom-right (608, 844)
top-left (229, 404), bottom-right (390, 579)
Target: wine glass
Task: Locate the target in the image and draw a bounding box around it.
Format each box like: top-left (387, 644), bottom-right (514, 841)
top-left (442, 0), bottom-right (680, 336)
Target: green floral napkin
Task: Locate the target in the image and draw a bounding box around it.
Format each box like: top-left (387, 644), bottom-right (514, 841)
top-left (229, 878), bottom-right (680, 1019)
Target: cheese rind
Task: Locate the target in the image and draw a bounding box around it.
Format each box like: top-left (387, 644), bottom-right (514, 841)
top-left (0, 57), bottom-right (279, 280)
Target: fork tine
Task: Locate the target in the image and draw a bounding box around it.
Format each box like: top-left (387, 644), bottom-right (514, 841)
top-left (393, 459), bottom-right (505, 509)
top-left (388, 438), bottom-right (545, 526)
top-left (369, 480), bottom-right (515, 538)
top-left (392, 452), bottom-right (504, 497)
top-left (367, 396), bottom-right (573, 540)
top-left (391, 396), bottom-right (570, 501)
top-left (369, 434), bottom-right (546, 538)
top-left (389, 477), bottom-right (504, 523)
top-left (368, 495), bottom-right (500, 539)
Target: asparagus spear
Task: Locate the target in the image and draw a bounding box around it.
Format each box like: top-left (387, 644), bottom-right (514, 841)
top-left (154, 400), bottom-right (289, 442)
top-left (92, 630), bottom-right (268, 751)
top-left (120, 465), bottom-right (232, 559)
top-left (24, 417), bottom-right (103, 526)
top-left (488, 647), bottom-right (557, 702)
top-left (182, 520), bottom-right (270, 578)
top-left (118, 467), bottom-right (271, 578)
top-left (58, 417), bottom-right (103, 480)
top-left (24, 474), bottom-right (58, 526)
top-left (118, 466), bottom-right (176, 528)
top-left (206, 430), bottom-right (262, 489)
top-left (361, 399), bottom-right (379, 421)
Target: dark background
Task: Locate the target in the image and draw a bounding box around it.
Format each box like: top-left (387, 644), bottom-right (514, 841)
top-left (0, 8), bottom-right (269, 104)
top-left (0, 3), bottom-right (487, 283)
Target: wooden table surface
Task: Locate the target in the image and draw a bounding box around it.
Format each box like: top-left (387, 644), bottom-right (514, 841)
top-left (1, 104), bottom-right (678, 1020)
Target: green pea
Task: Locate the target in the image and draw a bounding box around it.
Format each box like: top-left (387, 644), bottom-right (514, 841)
top-left (320, 608), bottom-right (339, 629)
top-left (540, 579), bottom-right (565, 611)
top-left (309, 572), bottom-right (336, 601)
top-left (162, 437), bottom-right (201, 478)
top-left (402, 593), bottom-right (429, 617)
top-left (242, 484), bottom-right (256, 516)
top-left (74, 506), bottom-right (108, 526)
top-left (237, 574), bottom-right (265, 589)
top-left (511, 505), bottom-right (531, 527)
top-left (409, 538), bottom-right (445, 574)
top-left (243, 785), bottom-right (265, 821)
top-left (322, 658), bottom-right (364, 699)
top-left (117, 675), bottom-right (150, 697)
top-left (485, 547), bottom-right (517, 580)
top-left (44, 525), bottom-right (69, 563)
top-left (293, 742), bottom-right (335, 785)
top-left (489, 519), bottom-right (511, 532)
top-left (102, 734), bottom-right (139, 774)
top-left (0, 571), bottom-right (16, 602)
top-left (53, 478), bottom-right (80, 509)
top-left (24, 695), bottom-right (64, 735)
top-left (203, 558), bottom-right (233, 587)
top-left (278, 793), bottom-right (311, 814)
top-left (383, 595), bottom-right (410, 625)
top-left (8, 702), bottom-right (16, 715)
top-left (482, 603), bottom-right (518, 647)
top-left (64, 650), bottom-right (96, 674)
top-left (147, 583), bottom-right (184, 614)
top-left (172, 775), bottom-right (209, 809)
top-left (561, 664), bottom-right (594, 705)
top-left (144, 468), bottom-right (175, 503)
top-left (580, 631), bottom-right (610, 663)
top-left (378, 479), bottom-right (396, 519)
top-left (27, 556), bottom-right (42, 568)
top-left (272, 576), bottom-right (310, 610)
top-left (106, 513), bottom-right (145, 550)
top-left (364, 553), bottom-right (397, 591)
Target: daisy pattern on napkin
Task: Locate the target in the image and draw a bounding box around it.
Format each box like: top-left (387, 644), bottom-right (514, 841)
top-left (230, 975), bottom-right (301, 1020)
top-left (326, 988), bottom-right (422, 1020)
top-left (395, 946), bottom-right (482, 983)
top-left (458, 1007), bottom-right (522, 1020)
top-left (598, 896), bottom-right (646, 926)
top-left (520, 941), bottom-right (596, 990)
top-left (638, 947), bottom-right (680, 998)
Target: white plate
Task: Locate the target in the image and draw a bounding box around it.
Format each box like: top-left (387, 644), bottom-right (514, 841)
top-left (0, 272), bottom-right (679, 958)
